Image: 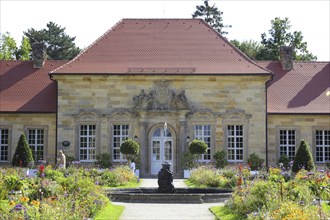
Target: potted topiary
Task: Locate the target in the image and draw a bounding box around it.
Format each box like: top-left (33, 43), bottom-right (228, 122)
top-left (292, 140), bottom-right (315, 173)
top-left (120, 139), bottom-right (140, 174)
top-left (188, 139), bottom-right (208, 166)
top-left (12, 134), bottom-right (34, 168)
top-left (180, 151), bottom-right (196, 178)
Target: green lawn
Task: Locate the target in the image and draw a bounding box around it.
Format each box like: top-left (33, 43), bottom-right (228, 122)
top-left (209, 205), bottom-right (242, 220)
top-left (95, 202), bottom-right (125, 220)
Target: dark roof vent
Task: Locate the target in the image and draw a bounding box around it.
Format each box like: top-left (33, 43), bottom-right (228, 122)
top-left (32, 42), bottom-right (47, 68)
top-left (280, 46), bottom-right (293, 71)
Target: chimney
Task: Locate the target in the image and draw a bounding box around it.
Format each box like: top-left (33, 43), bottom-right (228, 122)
top-left (280, 46), bottom-right (293, 71)
top-left (32, 42), bottom-right (47, 68)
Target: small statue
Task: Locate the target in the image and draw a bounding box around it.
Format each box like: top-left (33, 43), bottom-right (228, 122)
top-left (59, 150), bottom-right (66, 169)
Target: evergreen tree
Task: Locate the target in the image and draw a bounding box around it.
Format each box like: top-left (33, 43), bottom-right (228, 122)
top-left (256, 17), bottom-right (316, 61)
top-left (12, 134), bottom-right (34, 167)
top-left (292, 140), bottom-right (315, 173)
top-left (24, 21), bottom-right (81, 60)
top-left (192, 0), bottom-right (231, 35)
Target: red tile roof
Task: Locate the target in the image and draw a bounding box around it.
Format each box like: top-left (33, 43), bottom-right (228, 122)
top-left (257, 61), bottom-right (330, 114)
top-left (51, 19), bottom-right (271, 75)
top-left (0, 60), bottom-right (67, 112)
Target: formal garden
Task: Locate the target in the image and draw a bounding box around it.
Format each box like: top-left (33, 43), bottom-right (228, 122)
top-left (0, 134), bottom-right (329, 219)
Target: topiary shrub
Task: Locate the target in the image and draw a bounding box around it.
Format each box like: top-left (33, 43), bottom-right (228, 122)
top-left (12, 134), bottom-right (34, 167)
top-left (120, 139), bottom-right (139, 162)
top-left (188, 139), bottom-right (207, 155)
top-left (213, 150), bottom-right (227, 169)
top-left (292, 140), bottom-right (315, 173)
top-left (247, 153), bottom-right (264, 171)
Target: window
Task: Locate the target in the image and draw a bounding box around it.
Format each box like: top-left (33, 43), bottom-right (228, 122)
top-left (0, 129), bottom-right (9, 162)
top-left (194, 125), bottom-right (211, 161)
top-left (79, 125), bottom-right (96, 161)
top-left (279, 130), bottom-right (296, 160)
top-left (112, 124), bottom-right (129, 161)
top-left (315, 130), bottom-right (330, 163)
top-left (28, 129), bottom-right (44, 161)
top-left (227, 125), bottom-right (244, 162)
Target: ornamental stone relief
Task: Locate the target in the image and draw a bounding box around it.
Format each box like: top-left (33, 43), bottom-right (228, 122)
top-left (133, 80), bottom-right (191, 111)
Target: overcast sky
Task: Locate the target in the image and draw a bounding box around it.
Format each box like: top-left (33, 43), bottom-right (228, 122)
top-left (1, 0), bottom-right (329, 61)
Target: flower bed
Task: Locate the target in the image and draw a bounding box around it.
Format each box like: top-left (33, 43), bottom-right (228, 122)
top-left (0, 165), bottom-right (138, 219)
top-left (208, 165), bottom-right (330, 219)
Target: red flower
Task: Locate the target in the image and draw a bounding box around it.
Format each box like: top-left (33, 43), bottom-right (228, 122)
top-left (327, 171), bottom-right (330, 178)
top-left (19, 160), bottom-right (23, 167)
top-left (39, 165), bottom-right (45, 173)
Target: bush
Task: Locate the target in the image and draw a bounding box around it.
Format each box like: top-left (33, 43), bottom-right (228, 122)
top-left (213, 151), bottom-right (227, 169)
top-left (188, 139), bottom-right (207, 155)
top-left (278, 154), bottom-right (290, 169)
top-left (247, 153), bottom-right (264, 171)
top-left (95, 153), bottom-right (112, 168)
top-left (12, 134), bottom-right (34, 167)
top-left (180, 151), bottom-right (196, 170)
top-left (292, 140), bottom-right (315, 173)
top-left (120, 139), bottom-right (139, 161)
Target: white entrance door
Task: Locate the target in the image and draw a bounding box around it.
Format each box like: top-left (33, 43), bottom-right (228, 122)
top-left (151, 128), bottom-right (173, 175)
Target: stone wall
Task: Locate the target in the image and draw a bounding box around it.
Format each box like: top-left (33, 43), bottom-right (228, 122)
top-left (0, 113), bottom-right (57, 164)
top-left (54, 74), bottom-right (270, 173)
top-left (267, 114), bottom-right (330, 165)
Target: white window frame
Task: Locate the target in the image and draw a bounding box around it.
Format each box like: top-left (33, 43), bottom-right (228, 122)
top-left (112, 124), bottom-right (129, 162)
top-left (315, 130), bottom-right (330, 163)
top-left (27, 128), bottom-right (45, 161)
top-left (79, 124), bottom-right (97, 162)
top-left (194, 125), bottom-right (211, 161)
top-left (0, 128), bottom-right (9, 162)
top-left (279, 129), bottom-right (296, 160)
top-left (226, 125), bottom-right (244, 162)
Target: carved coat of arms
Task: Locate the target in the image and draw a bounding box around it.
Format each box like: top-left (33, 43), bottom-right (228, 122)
top-left (132, 80), bottom-right (190, 111)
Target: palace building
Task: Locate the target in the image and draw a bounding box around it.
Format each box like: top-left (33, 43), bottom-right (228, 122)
top-left (1, 19), bottom-right (329, 177)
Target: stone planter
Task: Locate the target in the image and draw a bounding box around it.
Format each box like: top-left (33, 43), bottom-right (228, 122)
top-left (184, 170), bottom-right (191, 178)
top-left (134, 169), bottom-right (140, 178)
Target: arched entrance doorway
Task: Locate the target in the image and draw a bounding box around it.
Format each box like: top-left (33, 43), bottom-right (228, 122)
top-left (150, 127), bottom-right (173, 175)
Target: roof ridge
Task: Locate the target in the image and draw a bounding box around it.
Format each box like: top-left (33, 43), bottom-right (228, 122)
top-left (50, 19), bottom-right (126, 75)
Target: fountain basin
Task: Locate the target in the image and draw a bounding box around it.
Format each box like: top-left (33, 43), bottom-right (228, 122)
top-left (107, 187), bottom-right (233, 203)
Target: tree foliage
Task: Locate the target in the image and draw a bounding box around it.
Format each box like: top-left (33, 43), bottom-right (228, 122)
top-left (0, 32), bottom-right (17, 60)
top-left (192, 0), bottom-right (231, 35)
top-left (292, 140), bottom-right (315, 173)
top-left (0, 32), bottom-right (32, 60)
top-left (24, 21), bottom-right (81, 60)
top-left (231, 39), bottom-right (264, 60)
top-left (12, 134), bottom-right (34, 167)
top-left (256, 17), bottom-right (316, 61)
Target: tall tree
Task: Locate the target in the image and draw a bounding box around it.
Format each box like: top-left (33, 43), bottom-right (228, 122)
top-left (24, 21), bottom-right (81, 60)
top-left (0, 32), bottom-right (17, 60)
top-left (192, 0), bottom-right (231, 35)
top-left (231, 39), bottom-right (263, 60)
top-left (256, 17), bottom-right (316, 61)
